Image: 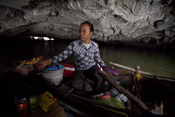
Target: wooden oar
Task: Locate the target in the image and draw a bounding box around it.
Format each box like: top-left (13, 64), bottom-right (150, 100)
top-left (98, 71), bottom-right (149, 111)
top-left (109, 62), bottom-right (153, 76)
top-left (109, 62), bottom-right (175, 82)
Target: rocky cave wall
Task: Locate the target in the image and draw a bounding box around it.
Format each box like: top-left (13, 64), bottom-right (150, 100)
top-left (0, 0), bottom-right (175, 48)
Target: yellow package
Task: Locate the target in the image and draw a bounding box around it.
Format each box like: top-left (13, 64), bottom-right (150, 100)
top-left (38, 91), bottom-right (58, 112)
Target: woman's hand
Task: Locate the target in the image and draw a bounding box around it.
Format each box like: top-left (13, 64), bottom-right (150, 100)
top-left (15, 60), bottom-right (32, 77)
top-left (34, 58), bottom-right (51, 71)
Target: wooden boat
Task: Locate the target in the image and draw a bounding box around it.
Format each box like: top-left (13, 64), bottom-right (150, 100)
top-left (14, 59), bottom-right (175, 117)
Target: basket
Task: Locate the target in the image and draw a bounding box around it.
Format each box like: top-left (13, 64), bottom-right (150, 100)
top-left (41, 65), bottom-right (64, 86)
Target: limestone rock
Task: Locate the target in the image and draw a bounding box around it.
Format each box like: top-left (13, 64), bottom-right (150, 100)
top-left (0, 0), bottom-right (175, 48)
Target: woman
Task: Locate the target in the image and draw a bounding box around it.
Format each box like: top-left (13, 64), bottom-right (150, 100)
top-left (35, 21), bottom-right (106, 92)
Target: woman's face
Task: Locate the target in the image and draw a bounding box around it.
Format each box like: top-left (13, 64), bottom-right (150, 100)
top-left (79, 23), bottom-right (93, 44)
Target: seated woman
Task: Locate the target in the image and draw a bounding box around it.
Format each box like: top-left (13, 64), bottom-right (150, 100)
top-left (35, 21), bottom-right (106, 93)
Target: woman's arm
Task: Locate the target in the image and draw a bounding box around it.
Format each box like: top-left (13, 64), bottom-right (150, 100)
top-left (94, 46), bottom-right (106, 68)
top-left (50, 42), bottom-right (73, 64)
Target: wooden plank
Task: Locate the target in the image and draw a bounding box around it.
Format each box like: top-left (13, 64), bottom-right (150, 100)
top-left (55, 84), bottom-right (74, 96)
top-left (98, 71), bottom-right (149, 111)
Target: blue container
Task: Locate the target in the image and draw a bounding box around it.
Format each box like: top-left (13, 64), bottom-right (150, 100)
top-left (45, 65), bottom-right (63, 71)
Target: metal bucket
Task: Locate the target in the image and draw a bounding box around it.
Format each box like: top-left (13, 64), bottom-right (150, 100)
top-left (41, 65), bottom-right (64, 86)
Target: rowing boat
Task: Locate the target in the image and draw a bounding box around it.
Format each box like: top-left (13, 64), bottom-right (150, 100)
top-left (14, 59), bottom-right (175, 116)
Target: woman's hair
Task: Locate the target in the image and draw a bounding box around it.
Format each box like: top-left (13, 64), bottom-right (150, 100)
top-left (81, 21), bottom-right (94, 32)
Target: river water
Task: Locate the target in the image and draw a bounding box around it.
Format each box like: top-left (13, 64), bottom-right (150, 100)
top-left (0, 38), bottom-right (175, 78)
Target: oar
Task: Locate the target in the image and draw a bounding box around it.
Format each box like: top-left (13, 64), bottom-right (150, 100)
top-left (109, 62), bottom-right (175, 82)
top-left (98, 71), bottom-right (149, 111)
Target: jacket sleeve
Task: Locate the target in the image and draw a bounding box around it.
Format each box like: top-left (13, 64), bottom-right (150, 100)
top-left (94, 45), bottom-right (106, 68)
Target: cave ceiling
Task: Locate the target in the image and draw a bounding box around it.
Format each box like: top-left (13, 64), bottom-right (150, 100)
top-left (0, 0), bottom-right (175, 47)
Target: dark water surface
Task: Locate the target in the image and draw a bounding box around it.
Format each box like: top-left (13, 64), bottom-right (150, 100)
top-left (0, 38), bottom-right (175, 78)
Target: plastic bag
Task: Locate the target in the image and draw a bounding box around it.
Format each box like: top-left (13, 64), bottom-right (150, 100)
top-left (96, 97), bottom-right (125, 109)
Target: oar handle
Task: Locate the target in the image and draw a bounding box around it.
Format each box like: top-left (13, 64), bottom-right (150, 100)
top-left (109, 62), bottom-right (175, 81)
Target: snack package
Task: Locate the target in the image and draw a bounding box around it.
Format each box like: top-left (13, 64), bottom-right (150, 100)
top-left (22, 56), bottom-right (44, 71)
top-left (38, 91), bottom-right (57, 112)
